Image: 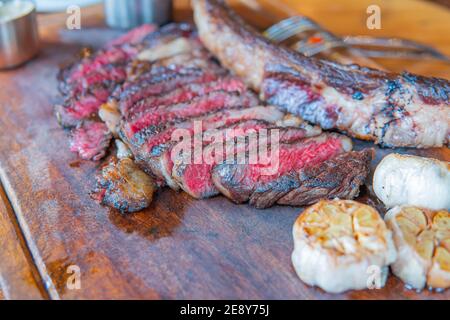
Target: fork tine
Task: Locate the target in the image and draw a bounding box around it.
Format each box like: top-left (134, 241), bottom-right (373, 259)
top-left (265, 22), bottom-right (311, 42)
top-left (264, 16), bottom-right (319, 42)
top-left (264, 16), bottom-right (302, 35)
top-left (267, 17), bottom-right (316, 40)
top-left (350, 48), bottom-right (450, 62)
top-left (343, 36), bottom-right (450, 61)
top-left (264, 18), bottom-right (300, 41)
top-left (294, 39), bottom-right (344, 56)
top-left (265, 14), bottom-right (450, 63)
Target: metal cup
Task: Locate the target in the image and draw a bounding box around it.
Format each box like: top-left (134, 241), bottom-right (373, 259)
top-left (0, 0), bottom-right (40, 69)
top-left (104, 0), bottom-right (172, 29)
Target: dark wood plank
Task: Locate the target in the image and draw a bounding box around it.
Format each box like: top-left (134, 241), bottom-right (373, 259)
top-left (0, 1), bottom-right (448, 299)
top-left (0, 183), bottom-right (46, 299)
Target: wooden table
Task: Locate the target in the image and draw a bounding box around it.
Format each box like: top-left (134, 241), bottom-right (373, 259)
top-left (0, 0), bottom-right (448, 300)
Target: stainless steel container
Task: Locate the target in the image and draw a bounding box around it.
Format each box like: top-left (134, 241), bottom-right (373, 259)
top-left (0, 1), bottom-right (40, 69)
top-left (104, 0), bottom-right (172, 29)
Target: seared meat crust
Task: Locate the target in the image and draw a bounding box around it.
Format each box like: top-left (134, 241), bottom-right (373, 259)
top-left (192, 0), bottom-right (450, 148)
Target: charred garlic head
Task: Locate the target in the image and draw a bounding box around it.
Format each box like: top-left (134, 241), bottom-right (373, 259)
top-left (292, 199), bottom-right (396, 293)
top-left (373, 153), bottom-right (450, 210)
top-left (385, 206), bottom-right (449, 291)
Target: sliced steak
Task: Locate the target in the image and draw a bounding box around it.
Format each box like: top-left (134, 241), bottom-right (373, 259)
top-left (65, 63), bottom-right (128, 99)
top-left (60, 23), bottom-right (184, 95)
top-left (172, 123), bottom-right (322, 199)
top-left (56, 24), bottom-right (196, 129)
top-left (56, 79), bottom-right (122, 128)
top-left (58, 47), bottom-right (130, 96)
top-left (91, 157), bottom-right (156, 213)
top-left (122, 90), bottom-right (259, 139)
top-left (69, 121), bottom-right (112, 161)
top-left (55, 96), bottom-right (102, 128)
top-left (274, 149), bottom-right (373, 207)
top-left (118, 67), bottom-right (224, 113)
top-left (56, 31), bottom-right (149, 128)
top-left (122, 76), bottom-right (247, 118)
top-left (120, 91), bottom-right (261, 187)
top-left (211, 133), bottom-right (353, 206)
top-left (122, 106), bottom-right (311, 190)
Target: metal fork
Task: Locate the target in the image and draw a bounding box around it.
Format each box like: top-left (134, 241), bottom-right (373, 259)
top-left (264, 15), bottom-right (450, 63)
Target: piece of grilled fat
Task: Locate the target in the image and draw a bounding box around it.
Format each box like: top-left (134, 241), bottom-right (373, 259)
top-left (91, 157), bottom-right (156, 213)
top-left (373, 154), bottom-right (450, 210)
top-left (385, 206), bottom-right (450, 291)
top-left (292, 200), bottom-right (397, 293)
top-left (137, 38), bottom-right (195, 62)
top-left (99, 101), bottom-right (121, 137)
top-left (115, 139), bottom-right (133, 159)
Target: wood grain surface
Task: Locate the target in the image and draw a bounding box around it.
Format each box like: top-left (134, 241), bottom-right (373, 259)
top-left (0, 0), bottom-right (448, 299)
top-left (0, 183), bottom-right (46, 299)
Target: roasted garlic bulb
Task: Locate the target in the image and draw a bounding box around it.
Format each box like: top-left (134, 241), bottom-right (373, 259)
top-left (373, 154), bottom-right (450, 210)
top-left (292, 200), bottom-right (397, 293)
top-left (385, 206), bottom-right (450, 291)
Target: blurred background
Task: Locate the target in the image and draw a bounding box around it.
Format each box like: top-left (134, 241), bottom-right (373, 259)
top-left (34, 0), bottom-right (101, 12)
top-left (2, 0), bottom-right (449, 78)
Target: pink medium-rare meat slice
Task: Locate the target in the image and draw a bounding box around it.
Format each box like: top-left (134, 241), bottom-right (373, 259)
top-left (192, 0), bottom-right (450, 148)
top-left (119, 91), bottom-right (260, 186)
top-left (56, 73), bottom-right (122, 127)
top-left (69, 121), bottom-right (112, 161)
top-left (121, 90), bottom-right (259, 138)
top-left (56, 24), bottom-right (198, 129)
top-left (120, 50), bottom-right (221, 94)
top-left (65, 63), bottom-right (128, 99)
top-left (123, 105), bottom-right (287, 148)
top-left (64, 23), bottom-right (195, 94)
top-left (151, 119), bottom-right (278, 191)
top-left (56, 67), bottom-right (128, 128)
top-left (60, 23), bottom-right (196, 96)
top-left (172, 122), bottom-right (321, 199)
top-left (117, 67), bottom-right (223, 114)
top-left (58, 48), bottom-right (129, 96)
top-left (120, 106), bottom-right (315, 190)
top-left (61, 23), bottom-right (192, 93)
top-left (211, 133), bottom-right (353, 205)
top-left (56, 26), bottom-right (155, 128)
top-left (122, 76), bottom-right (247, 118)
top-left (55, 95), bottom-right (103, 128)
top-left (59, 24), bottom-right (157, 96)
top-left (171, 120), bottom-right (276, 198)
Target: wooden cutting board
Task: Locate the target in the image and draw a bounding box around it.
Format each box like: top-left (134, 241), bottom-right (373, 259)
top-left (0, 0), bottom-right (449, 300)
